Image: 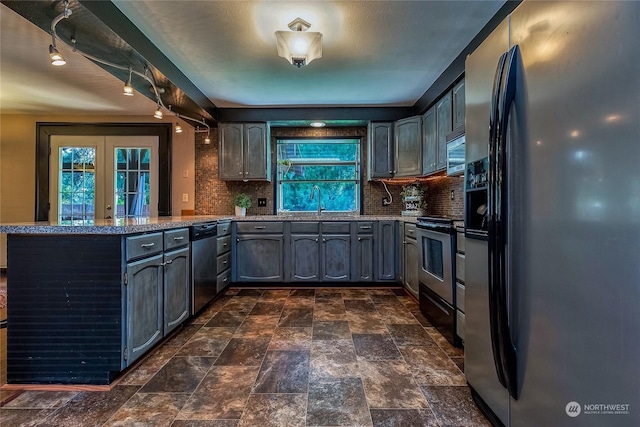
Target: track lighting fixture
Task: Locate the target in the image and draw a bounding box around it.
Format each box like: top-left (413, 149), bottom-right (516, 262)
top-left (49, 0), bottom-right (72, 66)
top-left (154, 103), bottom-right (163, 119)
top-left (204, 134), bottom-right (211, 144)
top-left (175, 123), bottom-right (182, 133)
top-left (123, 68), bottom-right (134, 96)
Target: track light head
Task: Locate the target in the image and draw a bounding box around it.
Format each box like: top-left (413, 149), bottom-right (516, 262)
top-left (154, 104), bottom-right (163, 119)
top-left (49, 44), bottom-right (66, 66)
top-left (204, 134), bottom-right (211, 144)
top-left (123, 68), bottom-right (134, 96)
top-left (175, 123), bottom-right (182, 133)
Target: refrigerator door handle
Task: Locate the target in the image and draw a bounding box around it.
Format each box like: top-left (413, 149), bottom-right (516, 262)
top-left (495, 44), bottom-right (521, 400)
top-left (488, 50), bottom-right (509, 390)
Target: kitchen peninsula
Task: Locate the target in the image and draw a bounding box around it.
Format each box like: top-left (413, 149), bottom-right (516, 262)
top-left (0, 214), bottom-right (417, 386)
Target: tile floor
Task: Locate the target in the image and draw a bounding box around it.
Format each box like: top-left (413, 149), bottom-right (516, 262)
top-left (0, 287), bottom-right (491, 427)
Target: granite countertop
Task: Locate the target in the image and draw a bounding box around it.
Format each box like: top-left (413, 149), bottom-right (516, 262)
top-left (0, 214), bottom-right (418, 235)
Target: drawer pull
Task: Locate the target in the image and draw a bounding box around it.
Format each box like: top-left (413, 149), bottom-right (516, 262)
top-left (140, 242), bottom-right (155, 248)
top-left (223, 260), bottom-right (228, 265)
top-left (254, 226), bottom-right (266, 229)
top-left (360, 226), bottom-right (372, 230)
top-left (358, 237), bottom-right (362, 241)
top-left (173, 236), bottom-right (184, 241)
top-left (224, 243), bottom-right (228, 247)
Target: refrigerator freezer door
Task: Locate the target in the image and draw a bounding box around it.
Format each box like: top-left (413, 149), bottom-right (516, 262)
top-left (508, 1), bottom-right (640, 426)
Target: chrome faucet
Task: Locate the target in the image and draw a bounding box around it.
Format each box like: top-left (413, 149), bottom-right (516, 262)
top-left (309, 185), bottom-right (324, 214)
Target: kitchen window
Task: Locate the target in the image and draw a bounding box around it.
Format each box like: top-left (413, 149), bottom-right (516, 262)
top-left (276, 138), bottom-right (360, 213)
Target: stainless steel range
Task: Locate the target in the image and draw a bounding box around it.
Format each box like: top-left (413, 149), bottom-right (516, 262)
top-left (416, 216), bottom-right (460, 347)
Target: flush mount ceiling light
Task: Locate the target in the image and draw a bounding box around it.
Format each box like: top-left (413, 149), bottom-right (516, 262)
top-left (49, 0), bottom-right (72, 66)
top-left (310, 121), bottom-right (326, 127)
top-left (275, 17), bottom-right (323, 68)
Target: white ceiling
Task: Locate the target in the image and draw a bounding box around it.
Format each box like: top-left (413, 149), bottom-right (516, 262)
top-left (0, 1), bottom-right (506, 115)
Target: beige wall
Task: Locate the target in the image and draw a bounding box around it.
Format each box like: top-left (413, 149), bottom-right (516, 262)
top-left (0, 114), bottom-right (196, 267)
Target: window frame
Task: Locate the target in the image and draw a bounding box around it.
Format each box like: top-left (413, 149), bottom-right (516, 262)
top-left (275, 137), bottom-right (363, 214)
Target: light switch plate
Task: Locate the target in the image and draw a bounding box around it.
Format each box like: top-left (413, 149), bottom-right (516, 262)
top-left (182, 193), bottom-right (189, 202)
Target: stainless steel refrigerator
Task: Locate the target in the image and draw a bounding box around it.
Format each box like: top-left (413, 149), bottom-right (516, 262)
top-left (464, 1), bottom-right (640, 426)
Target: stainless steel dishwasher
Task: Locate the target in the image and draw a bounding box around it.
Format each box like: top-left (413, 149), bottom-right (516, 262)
top-left (190, 221), bottom-right (217, 314)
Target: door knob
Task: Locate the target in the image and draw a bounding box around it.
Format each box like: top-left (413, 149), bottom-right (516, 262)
top-left (106, 204), bottom-right (112, 210)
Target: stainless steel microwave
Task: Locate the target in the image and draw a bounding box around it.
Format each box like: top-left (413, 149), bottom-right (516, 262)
top-left (446, 132), bottom-right (465, 176)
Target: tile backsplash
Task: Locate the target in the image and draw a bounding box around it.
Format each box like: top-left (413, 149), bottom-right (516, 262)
top-left (194, 126), bottom-right (463, 218)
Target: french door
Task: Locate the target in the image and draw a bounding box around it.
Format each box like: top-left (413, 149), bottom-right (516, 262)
top-left (49, 136), bottom-right (159, 223)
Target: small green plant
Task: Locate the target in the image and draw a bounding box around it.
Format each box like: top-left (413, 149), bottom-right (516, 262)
top-left (232, 193), bottom-right (252, 208)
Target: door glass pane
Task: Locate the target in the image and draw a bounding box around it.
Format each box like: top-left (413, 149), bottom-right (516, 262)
top-left (114, 148), bottom-right (151, 217)
top-left (423, 237), bottom-right (444, 279)
top-left (58, 147), bottom-right (96, 223)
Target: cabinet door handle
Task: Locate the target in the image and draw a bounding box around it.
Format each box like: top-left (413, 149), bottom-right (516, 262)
top-left (237, 238), bottom-right (240, 242)
top-left (223, 278), bottom-right (228, 282)
top-left (238, 171), bottom-right (243, 175)
top-left (140, 242), bottom-right (155, 248)
top-left (360, 226), bottom-right (372, 230)
top-left (245, 172), bottom-right (249, 175)
top-left (322, 238), bottom-right (326, 242)
top-left (254, 226), bottom-right (266, 229)
top-left (165, 259), bottom-right (173, 265)
top-left (315, 238), bottom-right (319, 242)
top-left (173, 236), bottom-right (184, 241)
top-left (358, 237), bottom-right (362, 241)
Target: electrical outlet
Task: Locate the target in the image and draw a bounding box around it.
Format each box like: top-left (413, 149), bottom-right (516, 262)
top-left (182, 193), bottom-right (188, 202)
top-left (258, 198), bottom-right (267, 207)
top-left (451, 190), bottom-right (455, 200)
top-left (382, 197), bottom-right (387, 206)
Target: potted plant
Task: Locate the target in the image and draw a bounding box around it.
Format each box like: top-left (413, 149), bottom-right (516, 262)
top-left (232, 193), bottom-right (252, 217)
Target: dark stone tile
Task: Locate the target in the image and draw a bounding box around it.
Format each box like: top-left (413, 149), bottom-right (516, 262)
top-left (175, 327), bottom-right (236, 357)
top-left (312, 320), bottom-right (351, 340)
top-left (171, 420), bottom-right (238, 427)
top-left (141, 356), bottom-right (215, 393)
top-left (315, 289), bottom-right (342, 299)
top-left (352, 334), bottom-right (402, 360)
top-left (368, 289), bottom-right (395, 295)
top-left (177, 366), bottom-right (259, 420)
top-left (370, 409), bottom-right (439, 427)
top-left (238, 394), bottom-right (306, 427)
top-left (269, 327), bottom-right (312, 350)
top-left (451, 357), bottom-right (465, 372)
top-left (283, 296), bottom-right (315, 308)
top-left (371, 292), bottom-right (404, 307)
top-left (164, 324), bottom-right (204, 348)
top-left (253, 350), bottom-right (310, 393)
top-left (399, 299), bottom-right (420, 312)
top-left (376, 304), bottom-right (419, 324)
top-left (310, 340), bottom-right (359, 379)
top-left (278, 307), bottom-right (314, 327)
top-left (220, 298), bottom-right (258, 314)
top-left (421, 386), bottom-right (492, 426)
top-left (289, 289), bottom-right (315, 297)
top-left (307, 377), bottom-right (372, 426)
top-left (0, 409), bottom-right (55, 427)
top-left (344, 299), bottom-right (377, 313)
top-left (410, 311), bottom-right (434, 327)
top-left (248, 301), bottom-right (285, 316)
top-left (205, 311), bottom-right (246, 327)
top-left (235, 289), bottom-right (263, 297)
top-left (346, 312), bottom-right (388, 334)
top-left (426, 327), bottom-right (465, 357)
top-left (37, 385), bottom-right (139, 427)
top-left (259, 289), bottom-right (291, 300)
top-left (392, 288), bottom-right (408, 296)
top-left (3, 391), bottom-right (78, 408)
top-left (120, 345), bottom-right (179, 385)
top-left (399, 346), bottom-right (466, 386)
top-left (387, 324), bottom-right (437, 347)
top-left (195, 296), bottom-right (233, 321)
top-left (358, 359), bottom-right (428, 409)
top-left (214, 337), bottom-right (271, 366)
top-left (340, 289), bottom-right (371, 299)
top-left (233, 315), bottom-right (279, 338)
top-left (313, 303), bottom-right (347, 321)
top-left (104, 393), bottom-right (190, 427)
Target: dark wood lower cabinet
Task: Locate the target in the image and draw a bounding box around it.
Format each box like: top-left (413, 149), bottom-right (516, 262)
top-left (234, 234), bottom-right (285, 282)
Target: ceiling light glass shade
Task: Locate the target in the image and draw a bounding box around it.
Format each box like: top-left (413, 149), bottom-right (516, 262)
top-left (175, 123), bottom-right (182, 133)
top-left (204, 134), bottom-right (211, 144)
top-left (154, 106), bottom-right (163, 119)
top-left (275, 18), bottom-right (322, 68)
top-left (49, 44), bottom-right (66, 66)
top-left (310, 122), bottom-right (326, 127)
